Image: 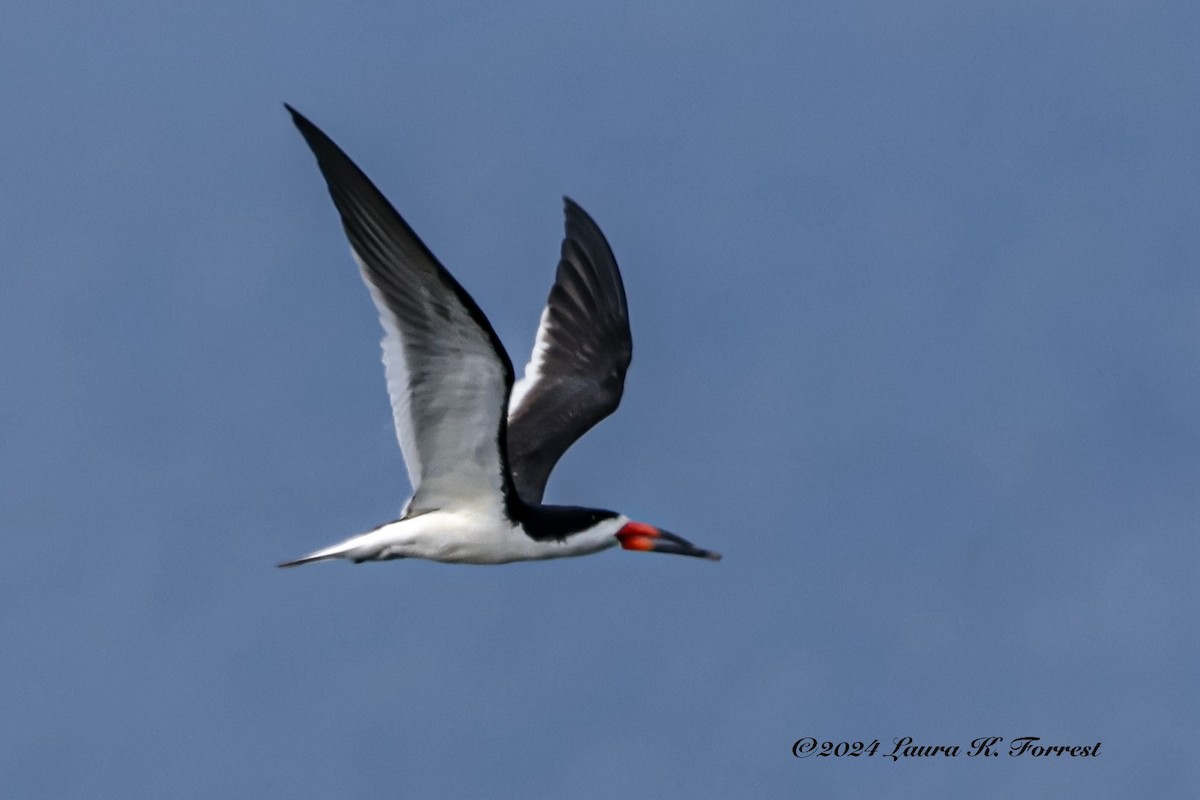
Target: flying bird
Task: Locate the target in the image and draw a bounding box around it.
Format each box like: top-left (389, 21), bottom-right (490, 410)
top-left (279, 106), bottom-right (720, 567)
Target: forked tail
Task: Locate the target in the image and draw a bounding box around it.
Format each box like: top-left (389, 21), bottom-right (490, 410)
top-left (277, 552), bottom-right (338, 568)
top-left (277, 536), bottom-right (365, 568)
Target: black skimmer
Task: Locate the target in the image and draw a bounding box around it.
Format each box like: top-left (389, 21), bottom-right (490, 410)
top-left (279, 106), bottom-right (720, 567)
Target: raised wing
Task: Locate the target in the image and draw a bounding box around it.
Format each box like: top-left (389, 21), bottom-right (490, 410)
top-left (288, 106), bottom-right (517, 516)
top-left (506, 198), bottom-right (632, 503)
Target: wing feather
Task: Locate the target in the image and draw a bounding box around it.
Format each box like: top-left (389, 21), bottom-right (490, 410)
top-left (288, 106), bottom-right (516, 516)
top-left (506, 198), bottom-right (632, 503)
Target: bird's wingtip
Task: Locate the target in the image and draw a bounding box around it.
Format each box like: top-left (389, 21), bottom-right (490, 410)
top-left (283, 103), bottom-right (310, 128)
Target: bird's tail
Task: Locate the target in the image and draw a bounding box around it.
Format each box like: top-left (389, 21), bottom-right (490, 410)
top-left (277, 535), bottom-right (365, 568)
top-left (277, 552), bottom-right (338, 568)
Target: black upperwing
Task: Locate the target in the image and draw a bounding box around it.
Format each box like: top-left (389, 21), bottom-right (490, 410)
top-left (506, 199), bottom-right (633, 503)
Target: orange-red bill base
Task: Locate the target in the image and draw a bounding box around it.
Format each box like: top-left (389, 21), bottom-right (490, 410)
top-left (616, 521), bottom-right (722, 561)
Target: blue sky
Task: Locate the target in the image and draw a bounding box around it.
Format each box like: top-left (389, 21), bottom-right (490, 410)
top-left (2, 2), bottom-right (1196, 797)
